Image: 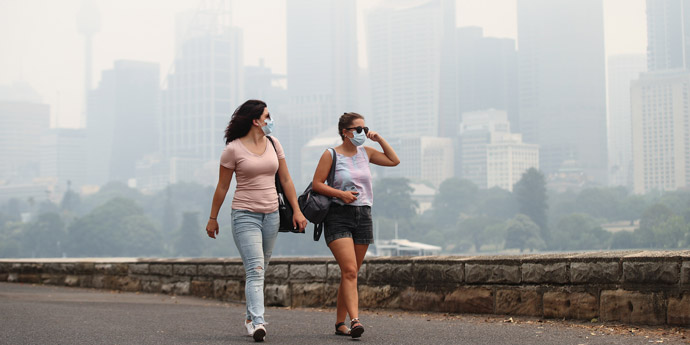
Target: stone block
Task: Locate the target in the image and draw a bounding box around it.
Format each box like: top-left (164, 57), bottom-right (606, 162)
top-left (326, 263), bottom-right (366, 281)
top-left (366, 263), bottom-right (413, 284)
top-left (289, 264), bottom-right (327, 281)
top-left (571, 262), bottom-right (619, 284)
top-left (92, 275), bottom-right (105, 289)
top-left (600, 289), bottom-right (665, 325)
top-left (74, 262), bottom-right (95, 274)
top-left (495, 289), bottom-right (541, 316)
top-left (266, 264), bottom-right (288, 281)
top-left (14, 263), bottom-right (43, 273)
top-left (291, 283), bottom-right (331, 307)
top-left (161, 278), bottom-right (190, 295)
top-left (129, 264), bottom-right (149, 275)
top-left (359, 285), bottom-right (399, 309)
top-left (0, 273), bottom-right (8, 282)
top-left (225, 264), bottom-right (245, 279)
top-left (18, 274), bottom-right (41, 284)
top-left (44, 263), bottom-right (70, 274)
top-left (213, 279), bottom-right (243, 302)
top-left (173, 264), bottom-right (197, 276)
top-left (399, 288), bottom-right (444, 311)
top-left (7, 273), bottom-right (18, 282)
top-left (466, 264), bottom-right (520, 284)
top-left (543, 292), bottom-right (597, 320)
top-left (190, 280), bottom-right (214, 298)
top-left (198, 264), bottom-right (224, 277)
top-left (668, 294), bottom-right (690, 326)
top-left (94, 263), bottom-right (128, 276)
top-left (681, 261), bottom-right (690, 286)
top-left (0, 263), bottom-right (8, 273)
top-left (522, 263), bottom-right (568, 284)
top-left (64, 275), bottom-right (80, 287)
top-left (40, 274), bottom-right (65, 286)
top-left (149, 264), bottom-right (173, 276)
top-left (139, 276), bottom-right (162, 293)
top-left (623, 262), bottom-right (678, 284)
top-left (413, 263), bottom-right (464, 285)
top-left (265, 284), bottom-right (290, 307)
top-left (442, 288), bottom-right (493, 314)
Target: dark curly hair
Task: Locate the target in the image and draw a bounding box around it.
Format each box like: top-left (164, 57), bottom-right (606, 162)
top-left (338, 112), bottom-right (364, 140)
top-left (224, 100), bottom-right (267, 144)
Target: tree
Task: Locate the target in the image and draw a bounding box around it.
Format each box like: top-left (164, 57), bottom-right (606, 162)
top-left (432, 178), bottom-right (479, 227)
top-left (457, 216), bottom-right (501, 252)
top-left (504, 214), bottom-right (544, 252)
top-left (65, 197), bottom-right (162, 257)
top-left (551, 213), bottom-right (611, 251)
top-left (513, 168), bottom-right (549, 242)
top-left (21, 213), bottom-right (66, 258)
top-left (373, 178), bottom-right (418, 220)
top-left (477, 187), bottom-right (517, 220)
top-left (174, 212), bottom-right (203, 257)
top-left (636, 203), bottom-right (674, 248)
top-left (610, 230), bottom-right (639, 249)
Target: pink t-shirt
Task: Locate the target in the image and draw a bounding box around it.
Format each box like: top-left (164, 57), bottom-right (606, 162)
top-left (220, 136), bottom-right (285, 213)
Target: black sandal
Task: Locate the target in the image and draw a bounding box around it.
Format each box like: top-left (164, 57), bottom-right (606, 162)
top-left (335, 322), bottom-right (350, 336)
top-left (350, 318), bottom-right (364, 338)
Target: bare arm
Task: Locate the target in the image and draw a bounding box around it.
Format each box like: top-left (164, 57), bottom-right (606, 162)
top-left (277, 158), bottom-right (308, 230)
top-left (206, 165), bottom-right (234, 239)
top-left (312, 150), bottom-right (358, 203)
top-left (364, 131), bottom-right (400, 166)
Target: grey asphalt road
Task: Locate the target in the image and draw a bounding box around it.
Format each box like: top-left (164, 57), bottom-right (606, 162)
top-left (0, 282), bottom-right (688, 345)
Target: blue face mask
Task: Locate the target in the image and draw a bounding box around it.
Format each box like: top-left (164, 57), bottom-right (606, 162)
top-left (262, 118), bottom-right (274, 135)
top-left (349, 129), bottom-right (366, 146)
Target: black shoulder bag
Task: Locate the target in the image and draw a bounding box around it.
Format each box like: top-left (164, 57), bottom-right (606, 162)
top-left (267, 136), bottom-right (301, 233)
top-left (298, 148), bottom-right (337, 241)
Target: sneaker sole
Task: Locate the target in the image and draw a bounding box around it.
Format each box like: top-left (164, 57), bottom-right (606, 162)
top-left (253, 328), bottom-right (266, 342)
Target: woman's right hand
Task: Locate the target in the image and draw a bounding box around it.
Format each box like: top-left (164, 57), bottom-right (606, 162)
top-left (206, 219), bottom-right (219, 239)
top-left (339, 191), bottom-right (359, 204)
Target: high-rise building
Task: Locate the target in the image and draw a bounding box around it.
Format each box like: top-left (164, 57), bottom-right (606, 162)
top-left (646, 0), bottom-right (690, 71)
top-left (458, 110), bottom-right (538, 190)
top-left (40, 129), bottom-right (88, 188)
top-left (87, 60), bottom-right (160, 185)
top-left (631, 71), bottom-right (690, 194)
top-left (607, 54), bottom-right (647, 188)
top-left (383, 136), bottom-right (454, 188)
top-left (456, 27), bottom-right (518, 134)
top-left (283, 0), bottom-right (358, 184)
top-left (0, 101), bottom-right (50, 183)
top-left (366, 0), bottom-right (456, 138)
top-left (517, 0), bottom-right (608, 183)
top-left (161, 10), bottom-right (243, 164)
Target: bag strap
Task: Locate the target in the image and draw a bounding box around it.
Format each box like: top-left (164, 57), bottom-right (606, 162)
top-left (326, 148), bottom-right (337, 186)
top-left (266, 136), bottom-right (284, 194)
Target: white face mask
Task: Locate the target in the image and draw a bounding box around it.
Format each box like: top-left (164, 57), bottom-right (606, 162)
top-left (261, 118), bottom-right (274, 135)
top-left (349, 129), bottom-right (366, 146)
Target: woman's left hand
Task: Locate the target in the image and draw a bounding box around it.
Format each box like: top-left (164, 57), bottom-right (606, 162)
top-left (367, 130), bottom-right (382, 142)
top-left (293, 211), bottom-right (308, 232)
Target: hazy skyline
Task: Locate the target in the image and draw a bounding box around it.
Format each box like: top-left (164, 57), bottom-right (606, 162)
top-left (1, 0), bottom-right (645, 128)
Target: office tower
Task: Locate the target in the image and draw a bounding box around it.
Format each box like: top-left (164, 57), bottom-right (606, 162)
top-left (366, 0), bottom-right (456, 138)
top-left (161, 9), bottom-right (243, 163)
top-left (517, 0), bottom-right (607, 183)
top-left (40, 129), bottom-right (88, 188)
top-left (87, 60), bottom-right (160, 185)
top-left (77, 0), bottom-right (100, 128)
top-left (646, 0), bottom-right (690, 71)
top-left (0, 101), bottom-right (50, 183)
top-left (459, 110), bottom-right (539, 190)
top-left (607, 54), bottom-right (646, 188)
top-left (456, 27), bottom-right (518, 133)
top-left (631, 71), bottom-right (690, 193)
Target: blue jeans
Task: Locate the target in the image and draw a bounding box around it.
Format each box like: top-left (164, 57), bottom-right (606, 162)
top-left (231, 209), bottom-right (279, 326)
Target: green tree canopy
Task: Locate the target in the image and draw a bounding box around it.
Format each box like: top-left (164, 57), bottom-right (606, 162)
top-left (373, 178), bottom-right (418, 220)
top-left (513, 168), bottom-right (549, 242)
top-left (504, 214), bottom-right (544, 253)
top-left (432, 178), bottom-right (479, 227)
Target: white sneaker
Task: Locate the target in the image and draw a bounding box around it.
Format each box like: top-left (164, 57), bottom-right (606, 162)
top-left (244, 321), bottom-right (254, 336)
top-left (252, 324), bottom-right (266, 342)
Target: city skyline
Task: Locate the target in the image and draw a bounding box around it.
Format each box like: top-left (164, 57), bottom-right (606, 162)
top-left (0, 0), bottom-right (645, 129)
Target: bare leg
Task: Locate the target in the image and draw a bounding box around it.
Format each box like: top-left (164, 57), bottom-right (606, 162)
top-left (329, 238), bottom-right (359, 326)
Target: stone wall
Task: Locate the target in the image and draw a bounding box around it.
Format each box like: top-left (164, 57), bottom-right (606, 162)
top-left (1, 250), bottom-right (689, 326)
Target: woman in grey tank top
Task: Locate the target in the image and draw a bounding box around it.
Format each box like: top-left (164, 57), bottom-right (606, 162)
top-left (310, 112), bottom-right (400, 338)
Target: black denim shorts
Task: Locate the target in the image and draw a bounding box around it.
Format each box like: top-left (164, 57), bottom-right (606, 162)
top-left (323, 204), bottom-right (374, 245)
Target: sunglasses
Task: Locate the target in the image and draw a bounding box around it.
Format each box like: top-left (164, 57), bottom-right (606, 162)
top-left (346, 126), bottom-right (369, 134)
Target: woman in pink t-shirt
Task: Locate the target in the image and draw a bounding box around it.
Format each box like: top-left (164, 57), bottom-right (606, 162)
top-left (205, 99), bottom-right (307, 342)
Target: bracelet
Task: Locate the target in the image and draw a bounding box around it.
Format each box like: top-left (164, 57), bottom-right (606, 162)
top-left (209, 216), bottom-right (217, 220)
